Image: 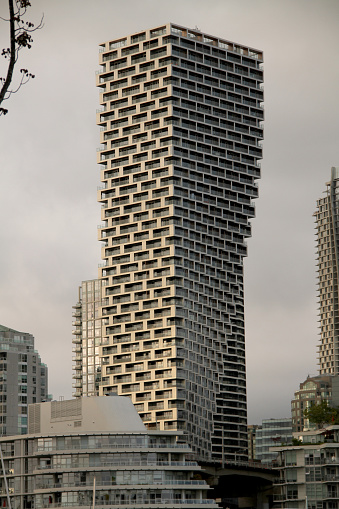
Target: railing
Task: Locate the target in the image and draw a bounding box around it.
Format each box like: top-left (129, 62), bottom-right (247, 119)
top-left (36, 443), bottom-right (190, 454)
top-left (323, 475), bottom-right (339, 481)
top-left (34, 500), bottom-right (215, 507)
top-left (273, 494), bottom-right (300, 502)
top-left (35, 479), bottom-right (208, 490)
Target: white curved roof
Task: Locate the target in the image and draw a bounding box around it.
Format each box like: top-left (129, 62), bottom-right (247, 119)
top-left (29, 395), bottom-right (146, 434)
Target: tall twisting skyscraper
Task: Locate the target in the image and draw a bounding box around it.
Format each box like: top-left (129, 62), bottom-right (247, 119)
top-left (96, 23), bottom-right (263, 461)
top-left (315, 167), bottom-right (339, 375)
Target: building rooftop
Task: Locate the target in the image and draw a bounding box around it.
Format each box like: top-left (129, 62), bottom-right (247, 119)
top-left (0, 324), bottom-right (22, 333)
top-left (100, 22), bottom-right (263, 59)
top-left (28, 395), bottom-right (150, 435)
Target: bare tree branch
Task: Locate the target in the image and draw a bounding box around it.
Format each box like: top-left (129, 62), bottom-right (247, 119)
top-left (0, 0), bottom-right (43, 116)
top-left (0, 0), bottom-right (16, 114)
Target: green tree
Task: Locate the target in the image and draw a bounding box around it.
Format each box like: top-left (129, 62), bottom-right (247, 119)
top-left (304, 401), bottom-right (339, 429)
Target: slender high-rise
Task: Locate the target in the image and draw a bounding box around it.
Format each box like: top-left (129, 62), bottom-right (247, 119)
top-left (96, 23), bottom-right (263, 461)
top-left (72, 279), bottom-right (104, 398)
top-left (315, 167), bottom-right (339, 375)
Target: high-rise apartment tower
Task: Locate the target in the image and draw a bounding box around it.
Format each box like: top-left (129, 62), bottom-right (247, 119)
top-left (315, 167), bottom-right (339, 375)
top-left (0, 324), bottom-right (48, 435)
top-left (72, 279), bottom-right (104, 397)
top-left (96, 23), bottom-right (263, 461)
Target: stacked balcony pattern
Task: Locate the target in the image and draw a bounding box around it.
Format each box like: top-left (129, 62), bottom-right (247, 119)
top-left (315, 168), bottom-right (339, 376)
top-left (96, 23), bottom-right (263, 461)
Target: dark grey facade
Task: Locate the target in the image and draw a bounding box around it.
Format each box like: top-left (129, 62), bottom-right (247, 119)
top-left (0, 325), bottom-right (48, 436)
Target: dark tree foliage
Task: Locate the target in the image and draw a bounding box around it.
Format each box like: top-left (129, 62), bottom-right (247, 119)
top-left (0, 0), bottom-right (43, 115)
top-left (304, 400), bottom-right (339, 429)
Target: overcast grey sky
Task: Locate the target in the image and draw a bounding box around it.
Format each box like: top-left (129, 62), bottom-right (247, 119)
top-left (0, 0), bottom-right (338, 424)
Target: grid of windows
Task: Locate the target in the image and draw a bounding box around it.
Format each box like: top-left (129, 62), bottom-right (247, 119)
top-left (0, 429), bottom-right (216, 509)
top-left (72, 280), bottom-right (103, 397)
top-left (315, 168), bottom-right (339, 375)
top-left (96, 23), bottom-right (263, 461)
top-left (0, 326), bottom-right (48, 436)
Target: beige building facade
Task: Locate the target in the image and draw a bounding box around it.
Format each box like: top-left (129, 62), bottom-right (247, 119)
top-left (96, 23), bottom-right (263, 461)
top-left (315, 168), bottom-right (339, 375)
top-left (291, 375), bottom-right (339, 433)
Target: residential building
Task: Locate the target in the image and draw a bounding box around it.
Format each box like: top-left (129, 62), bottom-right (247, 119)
top-left (272, 425), bottom-right (339, 509)
top-left (0, 324), bottom-right (48, 436)
top-left (0, 396), bottom-right (217, 509)
top-left (96, 23), bottom-right (263, 462)
top-left (314, 167), bottom-right (339, 375)
top-left (72, 279), bottom-right (104, 398)
top-left (255, 418), bottom-right (292, 464)
top-left (291, 375), bottom-right (339, 432)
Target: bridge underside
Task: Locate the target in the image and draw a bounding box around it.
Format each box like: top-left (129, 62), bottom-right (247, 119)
top-left (199, 464), bottom-right (276, 509)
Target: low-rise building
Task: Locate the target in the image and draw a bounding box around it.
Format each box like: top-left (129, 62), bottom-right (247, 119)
top-left (0, 396), bottom-right (217, 508)
top-left (255, 418), bottom-right (292, 464)
top-left (272, 425), bottom-right (339, 509)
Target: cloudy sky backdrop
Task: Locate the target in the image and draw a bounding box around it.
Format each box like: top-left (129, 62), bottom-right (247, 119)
top-left (0, 0), bottom-right (338, 424)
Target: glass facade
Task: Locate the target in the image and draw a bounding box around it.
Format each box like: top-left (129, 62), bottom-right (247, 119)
top-left (0, 430), bottom-right (216, 509)
top-left (255, 418), bottom-right (292, 464)
top-left (72, 279), bottom-right (104, 397)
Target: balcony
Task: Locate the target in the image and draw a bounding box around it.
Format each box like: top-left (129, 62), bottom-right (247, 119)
top-left (125, 364), bottom-right (145, 373)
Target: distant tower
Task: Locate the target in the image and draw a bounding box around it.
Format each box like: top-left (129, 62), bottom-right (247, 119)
top-left (96, 23), bottom-right (263, 462)
top-left (314, 167), bottom-right (339, 375)
top-left (290, 374), bottom-right (339, 432)
top-left (72, 279), bottom-right (103, 397)
top-left (0, 324), bottom-right (48, 435)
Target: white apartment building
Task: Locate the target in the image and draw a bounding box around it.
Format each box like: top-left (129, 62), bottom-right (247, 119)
top-left (96, 23), bottom-right (263, 461)
top-left (0, 396), bottom-right (216, 509)
top-left (314, 167), bottom-right (339, 375)
top-left (272, 425), bottom-right (339, 509)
